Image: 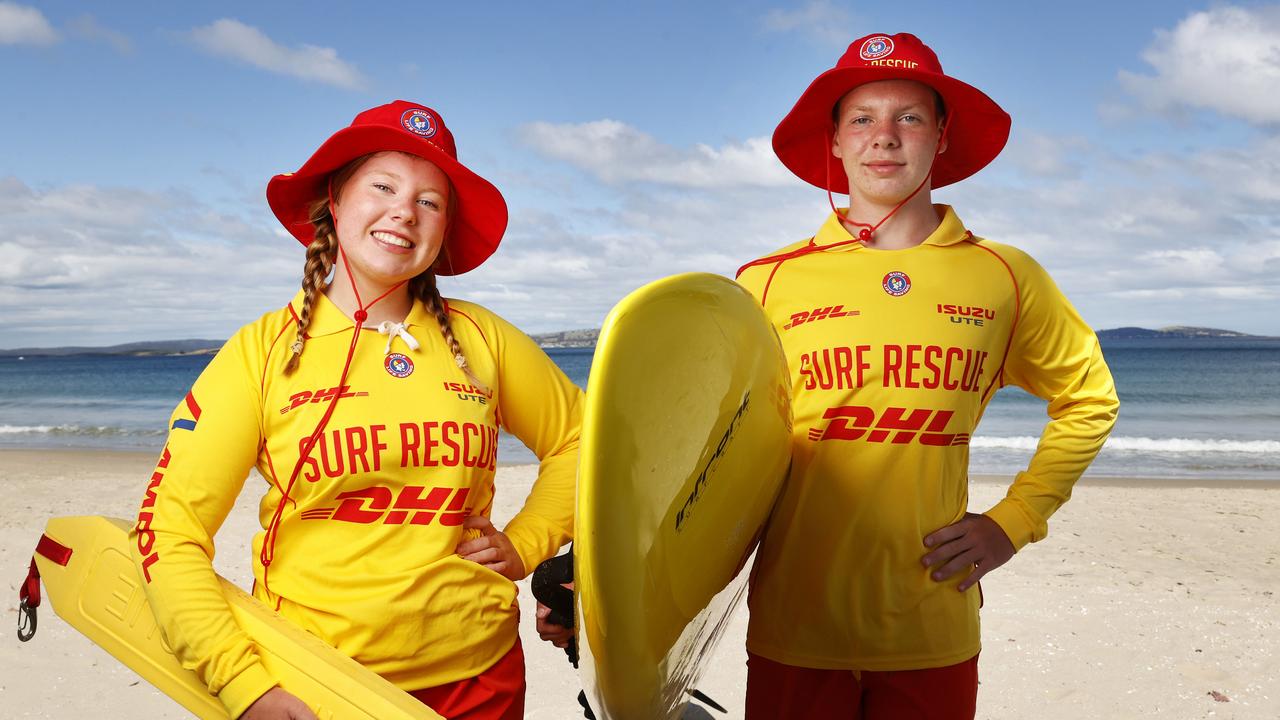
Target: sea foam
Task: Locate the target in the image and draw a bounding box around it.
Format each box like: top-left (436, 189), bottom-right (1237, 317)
top-left (972, 435), bottom-right (1280, 454)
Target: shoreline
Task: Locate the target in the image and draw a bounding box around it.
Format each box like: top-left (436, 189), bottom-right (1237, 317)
top-left (4, 448), bottom-right (1276, 487)
top-left (2, 450), bottom-right (1277, 718)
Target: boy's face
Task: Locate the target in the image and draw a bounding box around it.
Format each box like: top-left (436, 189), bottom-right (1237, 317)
top-left (831, 79), bottom-right (947, 207)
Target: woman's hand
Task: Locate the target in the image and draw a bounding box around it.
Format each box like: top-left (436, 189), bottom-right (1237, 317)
top-left (240, 687), bottom-right (317, 720)
top-left (457, 516), bottom-right (526, 581)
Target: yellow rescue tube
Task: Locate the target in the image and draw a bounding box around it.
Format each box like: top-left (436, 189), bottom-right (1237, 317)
top-left (31, 515), bottom-right (441, 719)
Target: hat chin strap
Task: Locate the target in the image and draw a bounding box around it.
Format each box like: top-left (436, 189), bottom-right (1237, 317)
top-left (826, 118), bottom-right (952, 244)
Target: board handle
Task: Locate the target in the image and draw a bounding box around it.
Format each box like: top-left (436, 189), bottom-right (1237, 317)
top-left (530, 549), bottom-right (577, 664)
top-left (531, 550), bottom-right (601, 719)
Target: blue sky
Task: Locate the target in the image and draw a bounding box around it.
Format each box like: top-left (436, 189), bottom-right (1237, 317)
top-left (2, 1), bottom-right (1278, 348)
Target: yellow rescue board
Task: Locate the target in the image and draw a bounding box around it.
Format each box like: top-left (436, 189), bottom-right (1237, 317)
top-left (32, 515), bottom-right (441, 720)
top-left (576, 272), bottom-right (792, 720)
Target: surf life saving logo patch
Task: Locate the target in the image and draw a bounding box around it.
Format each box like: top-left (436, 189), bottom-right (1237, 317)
top-left (400, 108), bottom-right (437, 138)
top-left (860, 35), bottom-right (894, 61)
top-left (882, 271), bottom-right (911, 297)
top-left (385, 353), bottom-right (414, 378)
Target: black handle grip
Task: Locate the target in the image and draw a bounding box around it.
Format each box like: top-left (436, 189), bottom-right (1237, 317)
top-left (530, 549), bottom-right (578, 666)
top-left (531, 551), bottom-right (575, 628)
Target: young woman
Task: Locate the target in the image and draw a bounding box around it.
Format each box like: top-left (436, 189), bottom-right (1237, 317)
top-left (131, 100), bottom-right (582, 720)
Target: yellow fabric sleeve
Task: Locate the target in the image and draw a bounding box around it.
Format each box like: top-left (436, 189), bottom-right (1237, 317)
top-left (472, 307), bottom-right (583, 577)
top-left (983, 250), bottom-right (1120, 549)
top-left (129, 328), bottom-right (278, 716)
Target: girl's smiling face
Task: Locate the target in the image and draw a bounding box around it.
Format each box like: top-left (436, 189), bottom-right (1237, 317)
top-left (330, 151), bottom-right (451, 295)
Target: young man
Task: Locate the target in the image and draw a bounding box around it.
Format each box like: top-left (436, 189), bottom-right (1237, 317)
top-left (735, 33), bottom-right (1119, 718)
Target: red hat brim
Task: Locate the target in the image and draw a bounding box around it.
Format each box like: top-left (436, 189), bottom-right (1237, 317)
top-left (266, 124), bottom-right (507, 276)
top-left (773, 66), bottom-right (1011, 192)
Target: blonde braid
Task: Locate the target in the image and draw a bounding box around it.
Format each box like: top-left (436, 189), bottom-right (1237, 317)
top-left (413, 273), bottom-right (489, 394)
top-left (283, 202), bottom-right (339, 375)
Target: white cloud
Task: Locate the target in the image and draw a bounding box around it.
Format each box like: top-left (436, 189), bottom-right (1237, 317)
top-left (520, 119), bottom-right (793, 188)
top-left (507, 111), bottom-right (1280, 336)
top-left (1120, 6), bottom-right (1280, 125)
top-left (0, 2), bottom-right (58, 45)
top-left (942, 134), bottom-right (1280, 332)
top-left (762, 0), bottom-right (855, 45)
top-left (1137, 247), bottom-right (1226, 278)
top-left (433, 170), bottom-right (831, 334)
top-left (1189, 134), bottom-right (1280, 203)
top-left (69, 14), bottom-right (132, 54)
top-left (1004, 131), bottom-right (1089, 180)
top-left (0, 176), bottom-right (301, 349)
top-left (189, 19), bottom-right (364, 90)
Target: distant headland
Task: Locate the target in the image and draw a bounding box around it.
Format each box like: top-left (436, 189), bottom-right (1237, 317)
top-left (1093, 326), bottom-right (1272, 340)
top-left (0, 339), bottom-right (226, 358)
top-left (1, 325), bottom-right (1275, 357)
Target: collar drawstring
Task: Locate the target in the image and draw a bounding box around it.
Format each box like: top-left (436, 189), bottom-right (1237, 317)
top-left (377, 321), bottom-right (421, 354)
top-left (259, 197), bottom-right (410, 600)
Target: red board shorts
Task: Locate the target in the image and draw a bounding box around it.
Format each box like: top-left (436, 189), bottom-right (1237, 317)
top-left (409, 638), bottom-right (526, 720)
top-left (745, 650), bottom-right (979, 720)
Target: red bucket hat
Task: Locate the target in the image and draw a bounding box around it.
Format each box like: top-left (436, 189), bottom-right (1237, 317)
top-left (267, 100), bottom-right (507, 276)
top-left (773, 33), bottom-right (1010, 193)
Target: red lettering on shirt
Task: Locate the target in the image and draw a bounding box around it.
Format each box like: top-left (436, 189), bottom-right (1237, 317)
top-left (398, 422), bottom-right (499, 471)
top-left (798, 345), bottom-right (871, 390)
top-left (881, 345), bottom-right (987, 393)
top-left (304, 485), bottom-right (474, 526)
top-left (783, 305), bottom-right (859, 330)
top-left (807, 406), bottom-right (970, 447)
top-left (279, 385), bottom-right (368, 415)
top-left (400, 422), bottom-right (422, 467)
top-left (135, 446), bottom-right (172, 582)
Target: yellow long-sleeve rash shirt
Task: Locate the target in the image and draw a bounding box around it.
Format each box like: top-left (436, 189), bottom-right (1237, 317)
top-left (736, 206), bottom-right (1118, 671)
top-left (130, 291), bottom-right (583, 716)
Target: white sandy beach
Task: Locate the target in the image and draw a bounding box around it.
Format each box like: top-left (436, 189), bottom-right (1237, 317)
top-left (1, 449), bottom-right (1277, 719)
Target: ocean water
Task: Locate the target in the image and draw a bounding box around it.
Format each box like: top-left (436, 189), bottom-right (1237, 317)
top-left (1, 340), bottom-right (1276, 480)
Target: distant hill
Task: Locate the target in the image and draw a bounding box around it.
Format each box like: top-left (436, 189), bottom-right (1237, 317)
top-left (5, 324), bottom-right (1272, 357)
top-left (1, 331), bottom-right (601, 357)
top-left (1096, 326), bottom-right (1271, 340)
top-left (0, 331), bottom-right (600, 357)
top-left (0, 339), bottom-right (225, 358)
top-left (529, 328), bottom-right (599, 348)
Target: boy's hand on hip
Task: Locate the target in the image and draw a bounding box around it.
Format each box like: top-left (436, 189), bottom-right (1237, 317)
top-left (921, 513), bottom-right (1015, 592)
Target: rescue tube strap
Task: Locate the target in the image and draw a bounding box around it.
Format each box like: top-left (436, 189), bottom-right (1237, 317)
top-left (17, 533), bottom-right (73, 641)
top-left (17, 559), bottom-right (39, 642)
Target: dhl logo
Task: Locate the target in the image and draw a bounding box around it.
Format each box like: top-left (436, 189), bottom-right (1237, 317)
top-left (300, 484), bottom-right (471, 526)
top-left (808, 405), bottom-right (970, 446)
top-left (784, 304), bottom-right (859, 330)
top-left (280, 385), bottom-right (369, 415)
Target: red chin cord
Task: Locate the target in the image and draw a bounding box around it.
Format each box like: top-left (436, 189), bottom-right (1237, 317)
top-left (259, 195), bottom-right (408, 599)
top-left (827, 119), bottom-right (952, 243)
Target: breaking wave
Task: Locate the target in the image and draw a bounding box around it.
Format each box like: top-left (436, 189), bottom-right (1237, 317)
top-left (973, 435), bottom-right (1280, 454)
